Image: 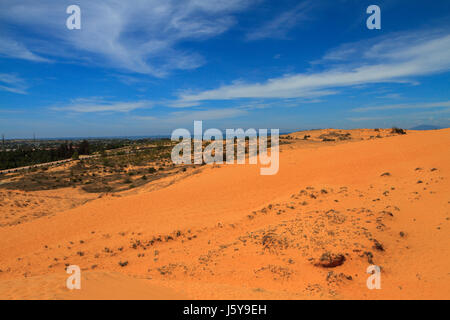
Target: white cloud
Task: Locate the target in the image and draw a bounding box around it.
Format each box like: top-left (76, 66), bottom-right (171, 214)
top-left (0, 0), bottom-right (254, 76)
top-left (179, 30), bottom-right (450, 102)
top-left (51, 98), bottom-right (153, 113)
top-left (0, 73), bottom-right (28, 94)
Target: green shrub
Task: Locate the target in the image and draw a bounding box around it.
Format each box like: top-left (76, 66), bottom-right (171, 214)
top-left (391, 127), bottom-right (406, 135)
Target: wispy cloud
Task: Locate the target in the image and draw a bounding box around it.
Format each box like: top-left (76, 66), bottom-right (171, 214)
top-left (135, 108), bottom-right (246, 124)
top-left (246, 1), bottom-right (314, 40)
top-left (377, 93), bottom-right (403, 100)
top-left (348, 107), bottom-right (450, 125)
top-left (169, 108), bottom-right (246, 122)
top-left (347, 116), bottom-right (391, 122)
top-left (51, 98), bottom-right (153, 113)
top-left (0, 0), bottom-right (255, 76)
top-left (0, 35), bottom-right (51, 62)
top-left (353, 101), bottom-right (450, 112)
top-left (112, 74), bottom-right (144, 86)
top-left (0, 73), bottom-right (28, 94)
top-left (165, 100), bottom-right (202, 108)
top-left (178, 29), bottom-right (450, 103)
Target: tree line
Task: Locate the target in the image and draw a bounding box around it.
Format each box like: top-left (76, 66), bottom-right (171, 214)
top-left (0, 140), bottom-right (92, 170)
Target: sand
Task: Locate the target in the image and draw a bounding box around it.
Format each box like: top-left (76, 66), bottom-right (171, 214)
top-left (0, 128), bottom-right (449, 300)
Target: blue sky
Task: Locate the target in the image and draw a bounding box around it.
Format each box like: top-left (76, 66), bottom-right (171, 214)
top-left (0, 0), bottom-right (449, 138)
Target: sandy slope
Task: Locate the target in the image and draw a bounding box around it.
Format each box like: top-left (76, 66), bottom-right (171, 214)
top-left (0, 129), bottom-right (449, 299)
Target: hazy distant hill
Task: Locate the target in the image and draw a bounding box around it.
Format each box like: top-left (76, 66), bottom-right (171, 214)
top-left (410, 125), bottom-right (444, 130)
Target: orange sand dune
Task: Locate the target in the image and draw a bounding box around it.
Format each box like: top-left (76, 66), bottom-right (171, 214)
top-left (0, 271), bottom-right (185, 300)
top-left (0, 129), bottom-right (449, 299)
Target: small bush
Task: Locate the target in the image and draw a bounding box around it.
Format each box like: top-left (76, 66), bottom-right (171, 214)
top-left (124, 178), bottom-right (132, 184)
top-left (118, 261), bottom-right (128, 267)
top-left (391, 127), bottom-right (406, 135)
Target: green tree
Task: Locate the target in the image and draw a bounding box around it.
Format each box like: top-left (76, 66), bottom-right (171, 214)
top-left (78, 140), bottom-right (90, 155)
